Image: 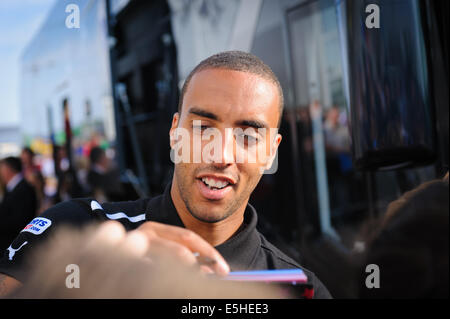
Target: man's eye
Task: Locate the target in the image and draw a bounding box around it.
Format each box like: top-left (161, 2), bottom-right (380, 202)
top-left (237, 133), bottom-right (259, 144)
top-left (193, 125), bottom-right (209, 131)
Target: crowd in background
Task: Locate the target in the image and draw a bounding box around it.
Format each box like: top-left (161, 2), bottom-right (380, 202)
top-left (0, 145), bottom-right (124, 251)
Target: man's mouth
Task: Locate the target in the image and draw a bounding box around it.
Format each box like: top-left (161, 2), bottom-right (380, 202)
top-left (195, 175), bottom-right (236, 200)
top-left (200, 177), bottom-right (230, 190)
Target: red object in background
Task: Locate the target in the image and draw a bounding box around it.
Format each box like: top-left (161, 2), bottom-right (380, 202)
top-left (301, 287), bottom-right (314, 299)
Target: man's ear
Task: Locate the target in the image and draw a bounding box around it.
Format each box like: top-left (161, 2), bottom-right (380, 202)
top-left (169, 112), bottom-right (180, 149)
top-left (264, 133), bottom-right (282, 171)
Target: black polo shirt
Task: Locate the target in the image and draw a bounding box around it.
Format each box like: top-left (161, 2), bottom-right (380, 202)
top-left (0, 183), bottom-right (331, 298)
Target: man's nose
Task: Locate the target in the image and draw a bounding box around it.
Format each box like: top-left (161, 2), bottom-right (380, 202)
top-left (212, 128), bottom-right (235, 167)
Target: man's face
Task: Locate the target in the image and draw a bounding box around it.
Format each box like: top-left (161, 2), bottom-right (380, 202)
top-left (98, 153), bottom-right (110, 169)
top-left (170, 68), bottom-right (282, 223)
top-left (21, 151), bottom-right (31, 165)
top-left (0, 163), bottom-right (9, 185)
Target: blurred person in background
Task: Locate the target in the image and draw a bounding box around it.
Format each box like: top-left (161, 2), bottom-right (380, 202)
top-left (53, 146), bottom-right (85, 202)
top-left (323, 106), bottom-right (353, 216)
top-left (20, 148), bottom-right (40, 181)
top-left (0, 157), bottom-right (37, 251)
top-left (323, 106), bottom-right (351, 156)
top-left (358, 172), bottom-right (449, 298)
top-left (20, 148), bottom-right (47, 214)
top-left (52, 145), bottom-right (69, 203)
top-left (87, 146), bottom-right (125, 202)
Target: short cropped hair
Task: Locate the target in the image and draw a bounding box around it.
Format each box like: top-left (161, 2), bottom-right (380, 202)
top-left (1, 156), bottom-right (22, 173)
top-left (179, 51), bottom-right (284, 126)
top-left (22, 147), bottom-right (34, 158)
top-left (89, 147), bottom-right (105, 165)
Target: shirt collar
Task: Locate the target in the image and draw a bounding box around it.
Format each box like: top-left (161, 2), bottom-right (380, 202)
top-left (215, 203), bottom-right (261, 271)
top-left (6, 173), bottom-right (23, 192)
top-left (145, 182), bottom-right (261, 271)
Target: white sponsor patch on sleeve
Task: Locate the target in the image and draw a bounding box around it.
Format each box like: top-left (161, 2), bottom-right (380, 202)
top-left (21, 217), bottom-right (52, 235)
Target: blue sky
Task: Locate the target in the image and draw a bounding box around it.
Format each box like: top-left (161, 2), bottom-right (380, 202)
top-left (0, 0), bottom-right (56, 127)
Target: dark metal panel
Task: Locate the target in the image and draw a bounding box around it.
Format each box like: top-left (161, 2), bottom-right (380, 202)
top-left (338, 0), bottom-right (437, 171)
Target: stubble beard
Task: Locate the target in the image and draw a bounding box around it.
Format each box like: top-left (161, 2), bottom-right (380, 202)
top-left (174, 164), bottom-right (258, 223)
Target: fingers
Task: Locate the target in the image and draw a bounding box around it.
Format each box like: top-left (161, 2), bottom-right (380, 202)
top-left (138, 221), bottom-right (230, 276)
top-left (91, 220), bottom-right (126, 245)
top-left (88, 220), bottom-right (230, 276)
top-left (120, 230), bottom-right (150, 258)
top-left (85, 221), bottom-right (126, 252)
top-left (88, 221), bottom-right (149, 258)
top-left (199, 265), bottom-right (215, 275)
top-left (145, 235), bottom-right (198, 267)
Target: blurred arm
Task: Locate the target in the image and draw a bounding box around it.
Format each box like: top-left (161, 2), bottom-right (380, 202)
top-left (0, 274), bottom-right (22, 297)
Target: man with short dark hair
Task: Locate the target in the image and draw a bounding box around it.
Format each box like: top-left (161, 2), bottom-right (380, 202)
top-left (87, 146), bottom-right (124, 202)
top-left (0, 51), bottom-right (331, 298)
top-left (0, 157), bottom-right (37, 251)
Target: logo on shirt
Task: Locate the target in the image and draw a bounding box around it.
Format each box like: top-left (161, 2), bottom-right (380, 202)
top-left (7, 241), bottom-right (28, 261)
top-left (91, 200), bottom-right (103, 211)
top-left (21, 217), bottom-right (52, 235)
